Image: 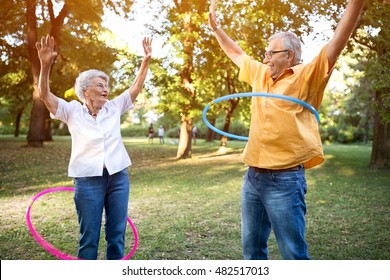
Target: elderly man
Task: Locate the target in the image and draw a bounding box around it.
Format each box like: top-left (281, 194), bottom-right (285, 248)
top-left (209, 0), bottom-right (365, 259)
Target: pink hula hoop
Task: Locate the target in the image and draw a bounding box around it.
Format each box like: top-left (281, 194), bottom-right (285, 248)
top-left (25, 187), bottom-right (139, 260)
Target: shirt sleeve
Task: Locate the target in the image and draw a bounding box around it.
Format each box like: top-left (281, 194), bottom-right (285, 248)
top-left (303, 44), bottom-right (334, 109)
top-left (50, 99), bottom-right (79, 123)
top-left (110, 89), bottom-right (134, 114)
top-left (305, 44), bottom-right (334, 82)
top-left (239, 54), bottom-right (266, 87)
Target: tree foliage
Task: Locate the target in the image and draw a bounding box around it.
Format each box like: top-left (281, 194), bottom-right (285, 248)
top-left (0, 0), bottom-right (135, 145)
top-left (340, 0), bottom-right (390, 168)
top-left (315, 0), bottom-right (389, 168)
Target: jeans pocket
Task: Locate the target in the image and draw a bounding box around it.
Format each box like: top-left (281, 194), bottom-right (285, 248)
top-left (270, 171), bottom-right (299, 183)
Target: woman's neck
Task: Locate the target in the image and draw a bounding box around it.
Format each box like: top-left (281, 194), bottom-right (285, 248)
top-left (86, 103), bottom-right (99, 117)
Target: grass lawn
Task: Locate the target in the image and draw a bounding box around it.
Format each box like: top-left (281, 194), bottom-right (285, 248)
top-left (0, 136), bottom-right (389, 260)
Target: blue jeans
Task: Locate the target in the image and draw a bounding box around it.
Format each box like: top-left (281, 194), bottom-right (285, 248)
top-left (73, 168), bottom-right (130, 260)
top-left (241, 166), bottom-right (309, 260)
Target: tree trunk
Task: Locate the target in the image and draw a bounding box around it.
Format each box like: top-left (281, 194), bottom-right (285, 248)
top-left (44, 110), bottom-right (53, 141)
top-left (26, 0), bottom-right (47, 147)
top-left (176, 116), bottom-right (192, 159)
top-left (14, 107), bottom-right (24, 137)
top-left (25, 0), bottom-right (69, 146)
top-left (205, 117), bottom-right (216, 142)
top-left (369, 6), bottom-right (390, 168)
top-left (220, 113), bottom-right (231, 147)
top-left (175, 5), bottom-right (197, 159)
top-left (369, 97), bottom-right (390, 169)
top-left (219, 97), bottom-right (239, 147)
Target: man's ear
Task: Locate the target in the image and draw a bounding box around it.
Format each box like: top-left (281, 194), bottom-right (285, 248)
top-left (287, 49), bottom-right (292, 59)
top-left (287, 49), bottom-right (295, 63)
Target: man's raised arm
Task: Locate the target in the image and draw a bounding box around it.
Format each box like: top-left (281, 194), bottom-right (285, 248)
top-left (327, 0), bottom-right (365, 70)
top-left (209, 0), bottom-right (245, 68)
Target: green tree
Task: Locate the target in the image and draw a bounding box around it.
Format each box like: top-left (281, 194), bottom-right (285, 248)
top-left (145, 0), bottom-right (209, 158)
top-left (312, 0), bottom-right (389, 167)
top-left (361, 0), bottom-right (390, 168)
top-left (1, 0), bottom-right (134, 147)
top-left (342, 0), bottom-right (390, 167)
top-left (0, 55), bottom-right (33, 136)
top-left (318, 53), bottom-right (371, 144)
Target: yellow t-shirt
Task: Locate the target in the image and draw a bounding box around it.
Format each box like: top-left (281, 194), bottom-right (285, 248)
top-left (239, 45), bottom-right (333, 169)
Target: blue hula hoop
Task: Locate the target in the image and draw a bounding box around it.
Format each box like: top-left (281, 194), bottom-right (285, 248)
top-left (202, 92), bottom-right (320, 141)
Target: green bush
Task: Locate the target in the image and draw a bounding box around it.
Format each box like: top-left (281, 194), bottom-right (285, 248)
top-left (166, 126), bottom-right (180, 138)
top-left (198, 118), bottom-right (249, 140)
top-left (52, 126), bottom-right (70, 136)
top-left (0, 125), bottom-right (27, 135)
top-left (120, 125), bottom-right (150, 137)
top-left (320, 123), bottom-right (369, 144)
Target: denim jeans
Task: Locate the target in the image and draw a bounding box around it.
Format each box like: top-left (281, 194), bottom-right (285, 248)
top-left (73, 168), bottom-right (130, 260)
top-left (241, 166), bottom-right (309, 260)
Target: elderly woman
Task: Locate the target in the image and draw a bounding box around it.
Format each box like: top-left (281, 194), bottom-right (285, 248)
top-left (35, 35), bottom-right (152, 260)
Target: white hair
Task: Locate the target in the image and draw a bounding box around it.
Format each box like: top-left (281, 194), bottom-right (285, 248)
top-left (269, 32), bottom-right (302, 64)
top-left (74, 69), bottom-right (109, 102)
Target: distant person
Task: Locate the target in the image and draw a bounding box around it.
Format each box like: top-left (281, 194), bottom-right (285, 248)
top-left (209, 0), bottom-right (365, 259)
top-left (35, 34), bottom-right (152, 259)
top-left (192, 126), bottom-right (197, 145)
top-left (148, 123), bottom-right (154, 144)
top-left (158, 125), bottom-right (165, 144)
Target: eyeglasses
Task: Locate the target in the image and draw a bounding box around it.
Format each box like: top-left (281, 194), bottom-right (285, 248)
top-left (263, 49), bottom-right (290, 60)
top-left (87, 83), bottom-right (109, 91)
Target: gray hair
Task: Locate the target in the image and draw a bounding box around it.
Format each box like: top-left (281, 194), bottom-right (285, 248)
top-left (74, 69), bottom-right (109, 102)
top-left (269, 32), bottom-right (302, 64)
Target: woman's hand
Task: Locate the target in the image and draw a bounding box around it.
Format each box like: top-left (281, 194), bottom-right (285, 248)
top-left (129, 37), bottom-right (152, 102)
top-left (142, 37), bottom-right (152, 60)
top-left (209, 0), bottom-right (219, 31)
top-left (35, 35), bottom-right (57, 67)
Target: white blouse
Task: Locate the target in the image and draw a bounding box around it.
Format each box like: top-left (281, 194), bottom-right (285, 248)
top-left (52, 89), bottom-right (134, 177)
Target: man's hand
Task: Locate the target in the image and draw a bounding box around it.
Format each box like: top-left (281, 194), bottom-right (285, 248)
top-left (142, 37), bottom-right (152, 60)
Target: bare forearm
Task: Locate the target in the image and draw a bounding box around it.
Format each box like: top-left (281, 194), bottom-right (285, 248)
top-left (129, 57), bottom-right (150, 102)
top-left (213, 27), bottom-right (244, 67)
top-left (333, 0), bottom-right (364, 45)
top-left (327, 0), bottom-right (365, 68)
top-left (38, 65), bottom-right (58, 114)
top-left (209, 0), bottom-right (244, 67)
top-left (38, 66), bottom-right (51, 100)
